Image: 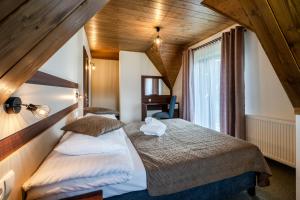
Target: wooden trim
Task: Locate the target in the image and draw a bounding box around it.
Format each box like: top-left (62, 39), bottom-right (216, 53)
top-left (26, 71), bottom-right (79, 88)
top-left (295, 108), bottom-right (300, 115)
top-left (0, 103), bottom-right (78, 161)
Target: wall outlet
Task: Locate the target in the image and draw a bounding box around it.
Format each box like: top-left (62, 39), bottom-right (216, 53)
top-left (0, 170), bottom-right (15, 200)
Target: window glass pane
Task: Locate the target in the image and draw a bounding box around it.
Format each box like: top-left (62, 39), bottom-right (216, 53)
top-left (192, 40), bottom-right (221, 131)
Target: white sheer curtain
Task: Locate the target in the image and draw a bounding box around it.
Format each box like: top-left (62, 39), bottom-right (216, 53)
top-left (190, 40), bottom-right (221, 131)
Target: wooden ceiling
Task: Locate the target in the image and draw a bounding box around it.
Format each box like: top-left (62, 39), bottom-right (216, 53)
top-left (85, 0), bottom-right (235, 86)
top-left (202, 0), bottom-right (300, 112)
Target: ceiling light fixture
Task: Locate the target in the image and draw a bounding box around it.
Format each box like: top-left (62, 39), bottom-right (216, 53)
top-left (4, 97), bottom-right (50, 119)
top-left (154, 26), bottom-right (162, 47)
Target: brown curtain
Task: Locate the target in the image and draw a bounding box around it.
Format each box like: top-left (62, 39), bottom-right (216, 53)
top-left (182, 49), bottom-right (193, 121)
top-left (220, 26), bottom-right (245, 139)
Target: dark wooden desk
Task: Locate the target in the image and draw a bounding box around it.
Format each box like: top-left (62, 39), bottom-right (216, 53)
top-left (142, 102), bottom-right (179, 121)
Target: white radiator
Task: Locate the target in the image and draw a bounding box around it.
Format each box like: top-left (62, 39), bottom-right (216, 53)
top-left (246, 115), bottom-right (296, 167)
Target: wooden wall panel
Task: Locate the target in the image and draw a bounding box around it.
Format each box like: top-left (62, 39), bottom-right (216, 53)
top-left (0, 0), bottom-right (109, 105)
top-left (26, 71), bottom-right (79, 88)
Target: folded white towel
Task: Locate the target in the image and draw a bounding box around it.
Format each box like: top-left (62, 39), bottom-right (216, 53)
top-left (140, 118), bottom-right (167, 136)
top-left (145, 117), bottom-right (163, 126)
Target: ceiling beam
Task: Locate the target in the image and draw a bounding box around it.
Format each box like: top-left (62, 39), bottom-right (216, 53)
top-left (146, 45), bottom-right (172, 89)
top-left (202, 0), bottom-right (254, 30)
top-left (146, 44), bottom-right (182, 89)
top-left (0, 0), bottom-right (85, 78)
top-left (91, 50), bottom-right (119, 60)
top-left (0, 0), bottom-right (109, 105)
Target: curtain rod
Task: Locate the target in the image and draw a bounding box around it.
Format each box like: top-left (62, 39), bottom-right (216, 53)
top-left (192, 37), bottom-right (221, 51)
top-left (190, 26), bottom-right (247, 51)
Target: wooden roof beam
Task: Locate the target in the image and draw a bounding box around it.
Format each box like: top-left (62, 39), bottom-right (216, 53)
top-left (0, 0), bottom-right (109, 105)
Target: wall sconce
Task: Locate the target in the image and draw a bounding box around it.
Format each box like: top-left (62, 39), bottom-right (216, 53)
top-left (75, 92), bottom-right (83, 99)
top-left (4, 97), bottom-right (50, 119)
top-left (90, 62), bottom-right (96, 71)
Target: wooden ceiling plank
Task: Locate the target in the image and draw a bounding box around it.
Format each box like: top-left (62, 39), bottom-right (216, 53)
top-left (92, 9), bottom-right (229, 26)
top-left (0, 0), bottom-right (27, 22)
top-left (108, 0), bottom-right (229, 24)
top-left (148, 0), bottom-right (215, 14)
top-left (0, 0), bottom-right (109, 105)
top-left (0, 0), bottom-right (85, 78)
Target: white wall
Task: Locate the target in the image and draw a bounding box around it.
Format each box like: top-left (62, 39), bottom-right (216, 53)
top-left (91, 59), bottom-right (119, 110)
top-left (0, 28), bottom-right (90, 200)
top-left (244, 31), bottom-right (294, 121)
top-left (119, 51), bottom-right (161, 123)
top-left (173, 67), bottom-right (183, 116)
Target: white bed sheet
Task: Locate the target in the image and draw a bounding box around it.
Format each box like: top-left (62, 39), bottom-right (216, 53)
top-left (26, 130), bottom-right (147, 200)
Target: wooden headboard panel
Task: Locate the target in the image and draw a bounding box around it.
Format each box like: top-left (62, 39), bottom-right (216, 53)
top-left (0, 71), bottom-right (79, 161)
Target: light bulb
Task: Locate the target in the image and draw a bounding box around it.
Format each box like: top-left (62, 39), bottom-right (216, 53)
top-left (29, 105), bottom-right (50, 119)
top-left (154, 36), bottom-right (162, 46)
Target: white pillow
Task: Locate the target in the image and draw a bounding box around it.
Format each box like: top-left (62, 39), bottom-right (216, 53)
top-left (85, 113), bottom-right (117, 120)
top-left (55, 129), bottom-right (127, 156)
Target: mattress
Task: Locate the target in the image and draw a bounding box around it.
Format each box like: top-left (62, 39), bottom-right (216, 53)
top-left (26, 134), bottom-right (147, 200)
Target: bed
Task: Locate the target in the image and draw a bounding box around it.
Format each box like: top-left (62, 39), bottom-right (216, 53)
top-left (23, 118), bottom-right (271, 200)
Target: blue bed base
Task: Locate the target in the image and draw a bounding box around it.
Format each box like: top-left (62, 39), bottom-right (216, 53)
top-left (105, 172), bottom-right (256, 200)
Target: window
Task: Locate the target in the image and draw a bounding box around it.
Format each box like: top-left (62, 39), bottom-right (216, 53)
top-left (191, 39), bottom-right (221, 131)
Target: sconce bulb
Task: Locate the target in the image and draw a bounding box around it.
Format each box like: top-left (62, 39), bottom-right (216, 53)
top-left (30, 105), bottom-right (50, 119)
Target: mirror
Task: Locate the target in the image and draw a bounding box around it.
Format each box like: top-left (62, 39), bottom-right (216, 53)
top-left (144, 77), bottom-right (170, 96)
